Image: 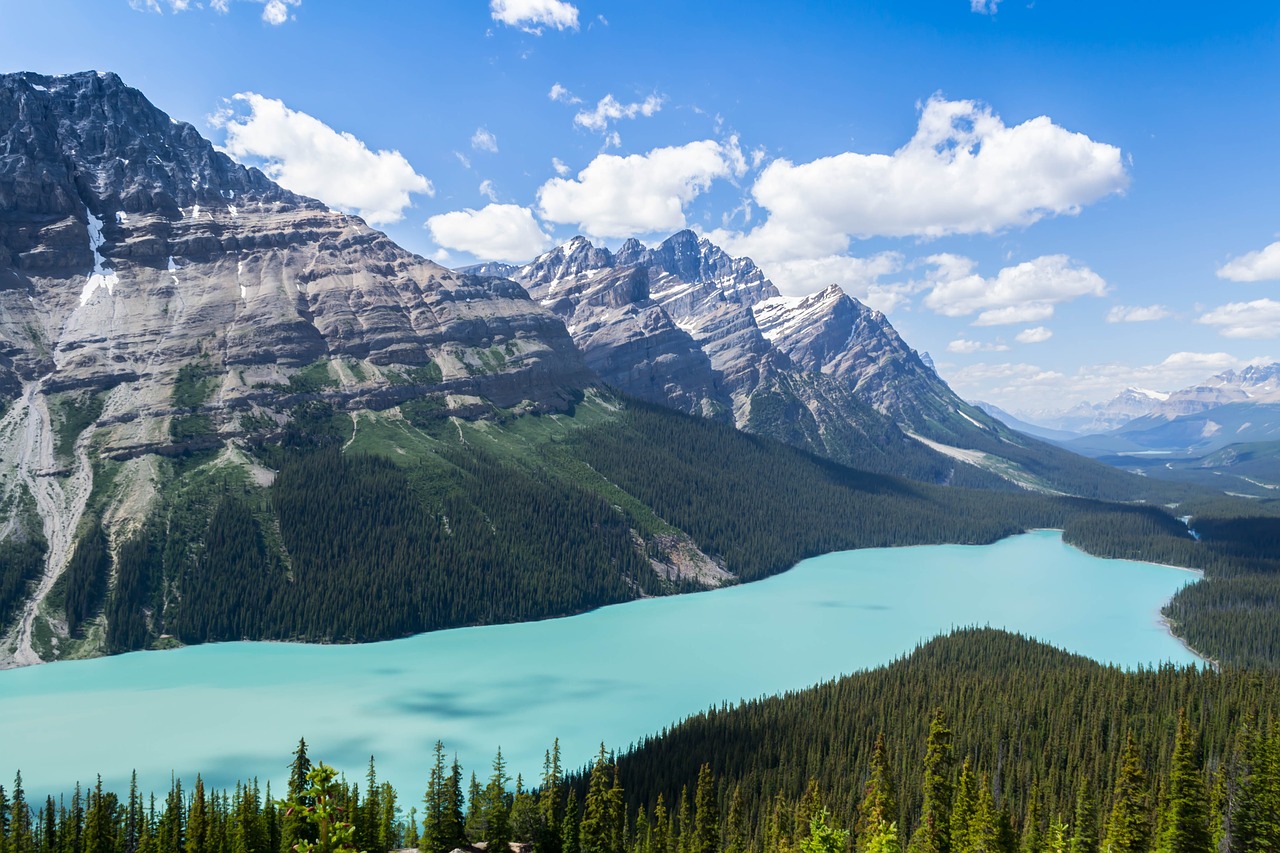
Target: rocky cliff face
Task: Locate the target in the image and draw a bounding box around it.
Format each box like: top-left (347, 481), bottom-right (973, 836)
top-left (504, 233), bottom-right (979, 481)
top-left (0, 71), bottom-right (593, 667)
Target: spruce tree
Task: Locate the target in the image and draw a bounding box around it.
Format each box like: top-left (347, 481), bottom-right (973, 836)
top-left (465, 773), bottom-right (484, 844)
top-left (561, 790), bottom-right (580, 853)
top-left (858, 734), bottom-right (898, 852)
top-left (1021, 784), bottom-right (1043, 853)
top-left (1066, 778), bottom-right (1097, 853)
top-left (284, 740), bottom-right (315, 853)
top-left (1102, 732), bottom-right (1150, 853)
top-left (724, 786), bottom-right (746, 853)
top-left (650, 796), bottom-right (668, 853)
top-left (1156, 713), bottom-right (1212, 853)
top-left (690, 765), bottom-right (718, 853)
top-left (482, 751), bottom-right (511, 852)
top-left (908, 710), bottom-right (953, 853)
top-left (580, 753), bottom-right (613, 853)
top-left (949, 760), bottom-right (976, 853)
top-left (9, 774), bottom-right (30, 853)
top-left (539, 742), bottom-right (564, 853)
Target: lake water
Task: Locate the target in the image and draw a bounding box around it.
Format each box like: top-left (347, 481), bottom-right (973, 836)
top-left (0, 531), bottom-right (1200, 801)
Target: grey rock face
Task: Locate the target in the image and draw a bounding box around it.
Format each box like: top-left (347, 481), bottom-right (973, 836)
top-left (517, 237), bottom-right (728, 417)
top-left (0, 71), bottom-right (593, 456)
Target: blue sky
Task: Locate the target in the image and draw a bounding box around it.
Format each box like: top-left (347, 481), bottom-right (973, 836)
top-left (4, 0), bottom-right (1280, 414)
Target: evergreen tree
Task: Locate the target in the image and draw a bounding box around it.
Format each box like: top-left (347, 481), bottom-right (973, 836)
top-left (690, 765), bottom-right (718, 853)
top-left (482, 751), bottom-right (511, 851)
top-left (561, 791), bottom-right (580, 853)
top-left (284, 740), bottom-right (315, 853)
top-left (1156, 713), bottom-right (1212, 853)
top-left (1021, 784), bottom-right (1042, 853)
top-left (187, 776), bottom-right (208, 853)
top-left (674, 789), bottom-right (690, 853)
top-left (465, 774), bottom-right (483, 844)
top-left (859, 734), bottom-right (898, 846)
top-left (10, 774), bottom-right (31, 853)
top-left (650, 796), bottom-right (668, 853)
top-left (510, 776), bottom-right (538, 845)
top-left (1066, 778), bottom-right (1096, 853)
top-left (950, 760), bottom-right (976, 853)
top-left (580, 753), bottom-right (613, 853)
top-left (539, 742), bottom-right (564, 853)
top-left (965, 774), bottom-right (1001, 853)
top-left (799, 810), bottom-right (848, 853)
top-left (1102, 733), bottom-right (1150, 853)
top-left (724, 786), bottom-right (746, 853)
top-left (908, 711), bottom-right (953, 853)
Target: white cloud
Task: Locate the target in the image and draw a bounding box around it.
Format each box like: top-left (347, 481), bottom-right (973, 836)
top-left (1106, 304), bottom-right (1171, 323)
top-left (722, 96), bottom-right (1125, 267)
top-left (944, 351), bottom-right (1274, 414)
top-left (548, 83), bottom-right (581, 104)
top-left (551, 157), bottom-right (571, 176)
top-left (708, 245), bottom-right (911, 311)
top-left (479, 180), bottom-right (498, 201)
top-left (260, 0), bottom-right (299, 25)
top-left (1015, 326), bottom-right (1053, 344)
top-left (947, 339), bottom-right (1009, 354)
top-left (921, 254), bottom-right (1108, 325)
top-left (427, 204), bottom-right (554, 264)
top-left (1217, 241), bottom-right (1280, 282)
top-left (490, 0), bottom-right (579, 34)
top-left (215, 93), bottom-right (433, 226)
top-left (971, 0), bottom-right (1001, 13)
top-left (537, 139), bottom-right (745, 239)
top-left (574, 94), bottom-right (665, 133)
top-left (471, 128), bottom-right (499, 153)
top-left (1197, 299), bottom-right (1280, 338)
top-left (131, 0), bottom-right (299, 23)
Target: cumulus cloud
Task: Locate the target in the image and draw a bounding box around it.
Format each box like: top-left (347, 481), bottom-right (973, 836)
top-left (720, 96), bottom-right (1125, 268)
top-left (1217, 240), bottom-right (1280, 282)
top-left (703, 241), bottom-right (910, 310)
top-left (947, 339), bottom-right (1009, 354)
top-left (1015, 326), bottom-right (1053, 344)
top-left (548, 83), bottom-right (581, 104)
top-left (921, 254), bottom-right (1108, 325)
top-left (426, 204), bottom-right (554, 264)
top-left (215, 93), bottom-right (433, 225)
top-left (537, 139), bottom-right (745, 239)
top-left (574, 94), bottom-right (666, 133)
top-left (131, 0), bottom-right (300, 24)
top-left (490, 0), bottom-right (579, 33)
top-left (1198, 299), bottom-right (1280, 338)
top-left (1106, 304), bottom-right (1171, 323)
top-left (471, 128), bottom-right (499, 153)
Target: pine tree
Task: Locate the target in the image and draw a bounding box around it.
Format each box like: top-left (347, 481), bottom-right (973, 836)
top-left (580, 752), bottom-right (613, 853)
top-left (10, 774), bottom-right (31, 853)
top-left (1156, 713), bottom-right (1212, 853)
top-left (1102, 732), bottom-right (1150, 853)
top-left (690, 765), bottom-right (718, 853)
top-left (965, 774), bottom-right (1001, 853)
top-left (674, 789), bottom-right (690, 853)
top-left (187, 776), bottom-right (208, 853)
top-left (908, 711), bottom-right (953, 853)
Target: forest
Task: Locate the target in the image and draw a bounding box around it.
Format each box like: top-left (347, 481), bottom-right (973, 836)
top-left (3, 631), bottom-right (1277, 853)
top-left (47, 395), bottom-right (1279, 669)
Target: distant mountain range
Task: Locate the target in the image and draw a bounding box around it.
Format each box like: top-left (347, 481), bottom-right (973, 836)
top-left (978, 364), bottom-right (1280, 495)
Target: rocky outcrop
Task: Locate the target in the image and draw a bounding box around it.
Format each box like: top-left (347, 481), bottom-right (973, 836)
top-left (0, 71), bottom-right (593, 454)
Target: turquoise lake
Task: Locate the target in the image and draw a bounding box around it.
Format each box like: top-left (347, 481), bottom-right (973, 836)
top-left (0, 531), bottom-right (1201, 800)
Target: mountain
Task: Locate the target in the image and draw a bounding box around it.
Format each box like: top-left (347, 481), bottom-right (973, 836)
top-left (1028, 387), bottom-right (1171, 435)
top-left (0, 70), bottom-right (1210, 669)
top-left (501, 235), bottom-right (1175, 499)
top-left (973, 401), bottom-right (1080, 442)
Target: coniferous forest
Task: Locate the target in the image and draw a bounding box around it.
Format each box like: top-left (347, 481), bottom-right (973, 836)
top-left (4, 631), bottom-right (1279, 853)
top-left (73, 396), bottom-right (1280, 669)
